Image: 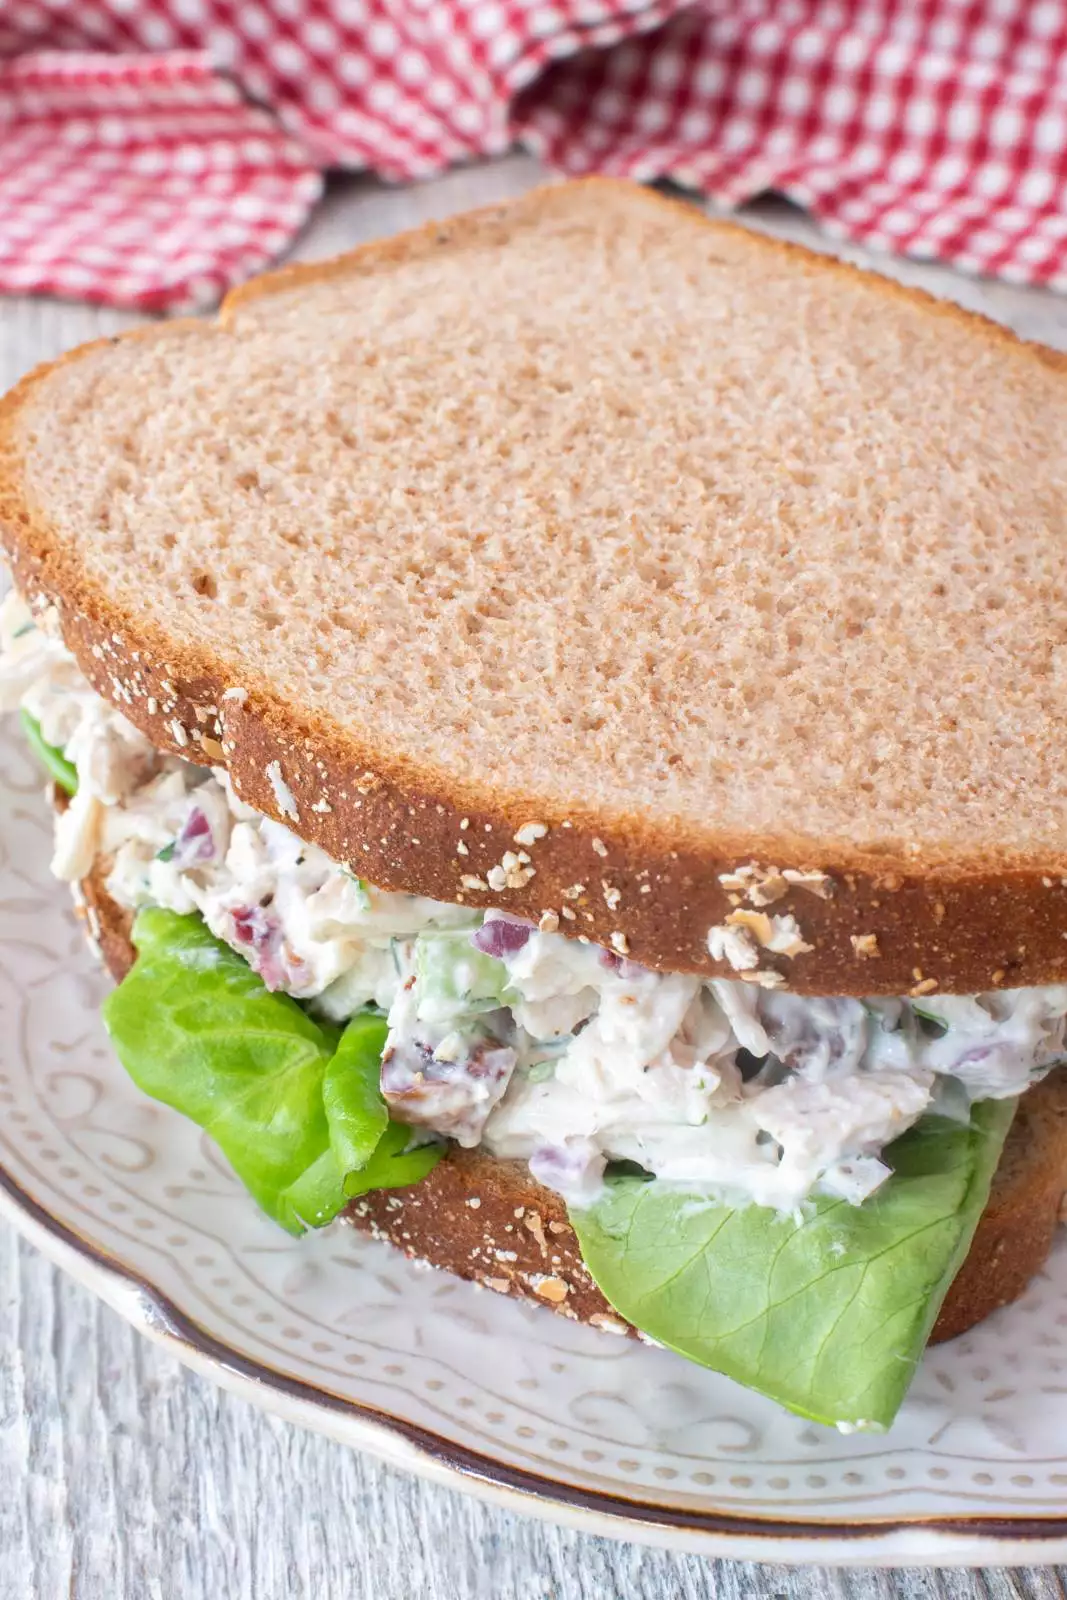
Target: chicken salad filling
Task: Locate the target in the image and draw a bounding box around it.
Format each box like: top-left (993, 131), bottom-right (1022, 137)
top-left (3, 589), bottom-right (1065, 1215)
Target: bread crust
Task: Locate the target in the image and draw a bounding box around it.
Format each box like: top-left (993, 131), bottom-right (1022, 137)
top-left (70, 841), bottom-right (1067, 1350)
top-left (7, 181), bottom-right (1067, 994)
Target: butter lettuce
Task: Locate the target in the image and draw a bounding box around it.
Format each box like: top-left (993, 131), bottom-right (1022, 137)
top-left (323, 1011), bottom-right (441, 1195)
top-left (102, 912), bottom-right (1016, 1429)
top-left (342, 1118), bottom-right (443, 1199)
top-left (570, 1101), bottom-right (1016, 1430)
top-left (20, 708), bottom-right (77, 795)
top-left (102, 909), bottom-right (440, 1234)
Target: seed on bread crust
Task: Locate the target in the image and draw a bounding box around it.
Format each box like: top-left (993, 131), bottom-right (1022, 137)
top-left (725, 909), bottom-right (812, 958)
top-left (531, 1275), bottom-right (569, 1304)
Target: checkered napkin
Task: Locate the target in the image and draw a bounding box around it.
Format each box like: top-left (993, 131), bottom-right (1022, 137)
top-left (2, 1), bottom-right (1067, 310)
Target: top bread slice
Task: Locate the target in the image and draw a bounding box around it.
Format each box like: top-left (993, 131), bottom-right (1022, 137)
top-left (4, 178), bottom-right (1067, 994)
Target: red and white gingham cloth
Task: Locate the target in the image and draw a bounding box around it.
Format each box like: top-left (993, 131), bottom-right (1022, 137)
top-left (2, 1), bottom-right (1067, 309)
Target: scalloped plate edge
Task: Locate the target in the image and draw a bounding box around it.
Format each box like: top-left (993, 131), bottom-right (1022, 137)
top-left (4, 1157), bottom-right (1067, 1566)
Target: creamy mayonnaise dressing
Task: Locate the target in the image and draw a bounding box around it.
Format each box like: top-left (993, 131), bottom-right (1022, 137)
top-left (3, 590), bottom-right (1065, 1211)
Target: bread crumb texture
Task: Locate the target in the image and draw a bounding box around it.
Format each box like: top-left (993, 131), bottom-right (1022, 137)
top-left (9, 180), bottom-right (1067, 993)
top-left (13, 180), bottom-right (1067, 856)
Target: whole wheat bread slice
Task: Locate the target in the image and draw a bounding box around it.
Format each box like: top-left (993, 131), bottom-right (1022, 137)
top-left (72, 844), bottom-right (1067, 1347)
top-left (6, 180), bottom-right (1067, 993)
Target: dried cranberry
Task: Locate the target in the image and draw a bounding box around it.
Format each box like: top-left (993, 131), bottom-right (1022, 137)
top-left (229, 903), bottom-right (304, 992)
top-left (172, 805), bottom-right (215, 867)
top-left (472, 912), bottom-right (532, 959)
top-left (381, 1033), bottom-right (517, 1146)
top-left (529, 1140), bottom-right (606, 1203)
top-left (231, 905), bottom-right (268, 946)
top-left (598, 947), bottom-right (646, 981)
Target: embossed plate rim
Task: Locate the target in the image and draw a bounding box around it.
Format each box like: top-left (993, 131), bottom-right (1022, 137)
top-left (5, 1157), bottom-right (1067, 1566)
top-left (5, 1009), bottom-right (1067, 1562)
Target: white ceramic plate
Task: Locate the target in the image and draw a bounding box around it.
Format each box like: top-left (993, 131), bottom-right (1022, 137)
top-left (3, 717), bottom-right (1067, 1566)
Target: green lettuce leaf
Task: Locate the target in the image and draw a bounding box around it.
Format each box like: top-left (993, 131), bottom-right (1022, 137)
top-left (20, 708), bottom-right (78, 795)
top-left (102, 909), bottom-right (441, 1234)
top-left (343, 1119), bottom-right (444, 1199)
top-left (570, 1101), bottom-right (1016, 1430)
top-left (322, 1010), bottom-right (390, 1175)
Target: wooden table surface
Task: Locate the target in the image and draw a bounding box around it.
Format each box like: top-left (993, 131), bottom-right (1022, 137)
top-left (3, 156), bottom-right (1067, 1600)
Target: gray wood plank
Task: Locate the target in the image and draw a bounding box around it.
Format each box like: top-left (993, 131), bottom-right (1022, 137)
top-left (1, 154), bottom-right (1066, 1600)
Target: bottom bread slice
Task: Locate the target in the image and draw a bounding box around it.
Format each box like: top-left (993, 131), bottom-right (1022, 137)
top-left (73, 846), bottom-right (1067, 1347)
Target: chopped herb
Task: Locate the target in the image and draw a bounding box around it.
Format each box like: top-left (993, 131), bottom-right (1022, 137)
top-left (13, 621), bottom-right (35, 639)
top-left (603, 1158), bottom-right (653, 1181)
top-left (156, 841), bottom-right (177, 863)
top-left (343, 868), bottom-right (372, 910)
top-left (913, 1005), bottom-right (948, 1039)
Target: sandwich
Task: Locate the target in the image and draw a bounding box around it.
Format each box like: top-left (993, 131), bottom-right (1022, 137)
top-left (2, 179), bottom-right (1067, 1434)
